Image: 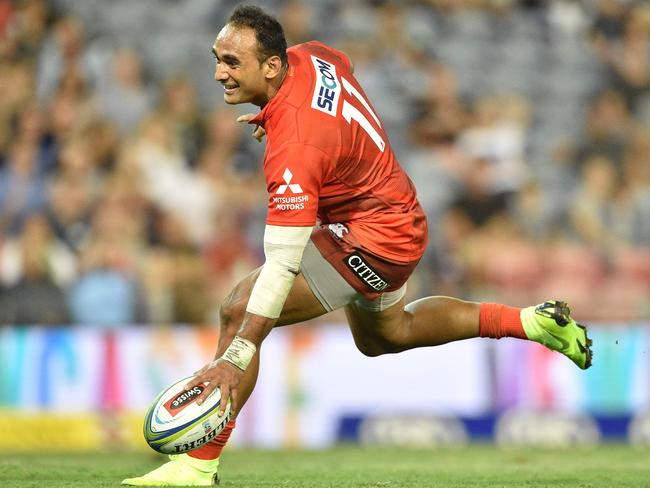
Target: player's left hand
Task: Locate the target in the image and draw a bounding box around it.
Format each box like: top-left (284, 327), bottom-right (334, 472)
top-left (185, 358), bottom-right (243, 415)
top-left (237, 113), bottom-right (265, 142)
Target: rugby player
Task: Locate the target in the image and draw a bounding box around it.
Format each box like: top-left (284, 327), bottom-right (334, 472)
top-left (123, 5), bottom-right (592, 486)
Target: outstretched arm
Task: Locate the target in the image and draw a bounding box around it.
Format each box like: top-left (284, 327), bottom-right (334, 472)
top-left (187, 224), bottom-right (313, 413)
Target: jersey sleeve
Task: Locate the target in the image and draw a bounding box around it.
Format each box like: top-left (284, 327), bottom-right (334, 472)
top-left (264, 142), bottom-right (330, 227)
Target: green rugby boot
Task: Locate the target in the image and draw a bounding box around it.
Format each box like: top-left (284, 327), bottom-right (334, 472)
top-left (521, 300), bottom-right (593, 370)
top-left (122, 454), bottom-right (219, 486)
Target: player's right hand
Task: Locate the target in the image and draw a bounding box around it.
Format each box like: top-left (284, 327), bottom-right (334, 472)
top-left (185, 358), bottom-right (243, 415)
top-left (237, 113), bottom-right (266, 142)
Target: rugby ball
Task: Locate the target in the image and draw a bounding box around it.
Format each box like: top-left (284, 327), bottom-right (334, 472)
top-left (143, 375), bottom-right (231, 454)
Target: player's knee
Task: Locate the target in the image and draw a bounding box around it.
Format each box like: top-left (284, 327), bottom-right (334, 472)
top-left (354, 337), bottom-right (399, 357)
top-left (351, 318), bottom-right (411, 357)
top-left (359, 330), bottom-right (412, 357)
top-left (355, 340), bottom-right (385, 357)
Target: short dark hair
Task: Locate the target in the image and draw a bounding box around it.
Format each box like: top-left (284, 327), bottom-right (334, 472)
top-left (229, 5), bottom-right (288, 66)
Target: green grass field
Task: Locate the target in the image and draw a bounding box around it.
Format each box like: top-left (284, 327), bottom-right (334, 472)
top-left (1, 445), bottom-right (649, 487)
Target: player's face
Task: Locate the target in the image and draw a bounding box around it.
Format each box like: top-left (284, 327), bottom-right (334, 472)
top-left (213, 25), bottom-right (269, 106)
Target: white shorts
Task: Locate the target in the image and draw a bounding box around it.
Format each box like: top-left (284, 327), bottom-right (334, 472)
top-left (300, 239), bottom-right (406, 312)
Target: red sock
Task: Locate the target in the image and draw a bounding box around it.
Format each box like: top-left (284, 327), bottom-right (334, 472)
top-left (479, 303), bottom-right (527, 340)
top-left (188, 420), bottom-right (236, 460)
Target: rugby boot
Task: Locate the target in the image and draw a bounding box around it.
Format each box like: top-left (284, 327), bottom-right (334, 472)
top-left (521, 300), bottom-right (593, 370)
top-left (122, 454), bottom-right (219, 486)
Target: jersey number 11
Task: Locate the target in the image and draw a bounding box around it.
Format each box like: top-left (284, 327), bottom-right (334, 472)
top-left (340, 77), bottom-right (386, 153)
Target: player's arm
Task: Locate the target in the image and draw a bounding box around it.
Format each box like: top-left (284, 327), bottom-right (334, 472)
top-left (190, 141), bottom-right (326, 411)
top-left (192, 223), bottom-right (313, 411)
top-left (223, 223), bottom-right (313, 359)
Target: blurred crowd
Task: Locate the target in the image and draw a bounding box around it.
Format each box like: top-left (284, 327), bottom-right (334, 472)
top-left (0, 0), bottom-right (648, 325)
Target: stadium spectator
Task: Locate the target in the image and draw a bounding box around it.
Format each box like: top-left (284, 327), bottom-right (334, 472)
top-left (0, 139), bottom-right (48, 233)
top-left (159, 75), bottom-right (202, 165)
top-left (69, 179), bottom-right (147, 325)
top-left (449, 157), bottom-right (510, 228)
top-left (46, 81), bottom-right (98, 142)
top-left (280, 0), bottom-right (317, 48)
top-left (68, 232), bottom-right (147, 326)
top-left (150, 210), bottom-right (213, 323)
top-left (574, 89), bottom-right (632, 172)
top-left (0, 0), bottom-right (13, 39)
top-left (11, 103), bottom-right (58, 174)
top-left (140, 247), bottom-right (175, 323)
top-left (204, 211), bottom-right (260, 305)
top-left (590, 0), bottom-right (626, 43)
top-left (427, 206), bottom-right (475, 297)
top-left (96, 48), bottom-right (154, 135)
top-left (509, 182), bottom-right (555, 241)
top-left (44, 172), bottom-right (94, 253)
top-left (594, 3), bottom-right (650, 113)
top-left (407, 62), bottom-right (469, 184)
top-left (1, 0), bottom-right (48, 62)
top-left (36, 15), bottom-right (97, 103)
top-left (458, 94), bottom-right (530, 195)
top-left (0, 211), bottom-right (76, 288)
top-left (621, 127), bottom-right (650, 247)
top-left (569, 154), bottom-right (621, 251)
top-left (0, 214), bottom-right (72, 324)
top-left (0, 62), bottom-right (40, 146)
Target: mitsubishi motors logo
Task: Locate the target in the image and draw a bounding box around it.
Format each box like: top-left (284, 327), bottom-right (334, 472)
top-left (276, 168), bottom-right (303, 194)
top-left (272, 168), bottom-right (308, 211)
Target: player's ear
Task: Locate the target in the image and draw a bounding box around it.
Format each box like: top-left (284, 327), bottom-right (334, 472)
top-left (264, 55), bottom-right (283, 80)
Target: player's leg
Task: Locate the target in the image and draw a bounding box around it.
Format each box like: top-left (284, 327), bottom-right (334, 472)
top-left (122, 265), bottom-right (329, 486)
top-left (345, 293), bottom-right (592, 369)
top-left (345, 294), bottom-right (481, 356)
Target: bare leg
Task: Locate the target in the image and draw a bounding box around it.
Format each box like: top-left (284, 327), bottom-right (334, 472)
top-left (345, 296), bottom-right (480, 357)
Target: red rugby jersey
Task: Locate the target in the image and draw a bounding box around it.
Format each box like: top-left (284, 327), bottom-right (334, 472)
top-left (250, 41), bottom-right (427, 263)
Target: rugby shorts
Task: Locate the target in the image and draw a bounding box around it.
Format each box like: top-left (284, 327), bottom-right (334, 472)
top-left (300, 226), bottom-right (421, 312)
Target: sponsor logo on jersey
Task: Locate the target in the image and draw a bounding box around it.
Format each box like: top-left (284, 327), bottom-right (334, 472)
top-left (163, 385), bottom-right (203, 417)
top-left (310, 55), bottom-right (340, 116)
top-left (273, 168), bottom-right (309, 210)
top-left (328, 223), bottom-right (349, 240)
top-left (343, 252), bottom-right (390, 292)
top-left (276, 168), bottom-right (303, 194)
